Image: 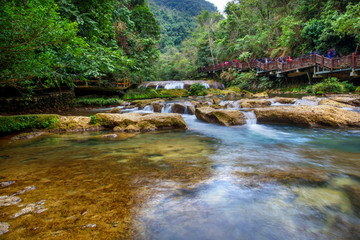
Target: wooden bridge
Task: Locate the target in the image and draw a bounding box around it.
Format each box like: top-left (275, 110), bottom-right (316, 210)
top-left (200, 53), bottom-right (360, 77)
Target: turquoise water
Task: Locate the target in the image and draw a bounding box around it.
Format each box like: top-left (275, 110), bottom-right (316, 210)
top-left (0, 113), bottom-right (360, 239)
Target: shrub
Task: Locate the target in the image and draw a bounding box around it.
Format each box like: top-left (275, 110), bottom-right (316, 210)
top-left (312, 77), bottom-right (345, 94)
top-left (189, 83), bottom-right (207, 96)
top-left (72, 97), bottom-right (123, 107)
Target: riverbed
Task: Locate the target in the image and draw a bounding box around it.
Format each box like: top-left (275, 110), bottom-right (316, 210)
top-left (1, 105), bottom-right (360, 239)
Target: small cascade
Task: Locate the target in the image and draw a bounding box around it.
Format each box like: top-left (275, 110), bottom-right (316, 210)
top-left (143, 105), bottom-right (154, 112)
top-left (294, 97), bottom-right (320, 106)
top-left (164, 82), bottom-right (184, 89)
top-left (161, 104), bottom-right (173, 113)
top-left (201, 83), bottom-right (210, 89)
top-left (242, 111), bottom-right (257, 125)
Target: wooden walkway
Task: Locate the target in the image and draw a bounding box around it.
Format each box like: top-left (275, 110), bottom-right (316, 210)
top-left (200, 53), bottom-right (360, 76)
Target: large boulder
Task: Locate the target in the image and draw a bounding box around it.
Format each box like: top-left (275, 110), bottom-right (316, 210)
top-left (273, 97), bottom-right (297, 104)
top-left (152, 102), bottom-right (165, 113)
top-left (195, 107), bottom-right (246, 126)
top-left (328, 96), bottom-right (360, 107)
top-left (319, 99), bottom-right (354, 108)
top-left (171, 103), bottom-right (187, 114)
top-left (95, 113), bottom-right (187, 132)
top-left (240, 99), bottom-right (271, 108)
top-left (254, 105), bottom-right (360, 127)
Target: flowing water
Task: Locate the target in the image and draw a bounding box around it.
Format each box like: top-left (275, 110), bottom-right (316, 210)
top-left (1, 106), bottom-right (360, 239)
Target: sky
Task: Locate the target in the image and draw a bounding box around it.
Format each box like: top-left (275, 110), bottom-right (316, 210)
top-left (207, 0), bottom-right (232, 13)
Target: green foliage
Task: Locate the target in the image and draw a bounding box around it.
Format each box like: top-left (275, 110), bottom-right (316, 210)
top-left (189, 83), bottom-right (207, 96)
top-left (0, 115), bottom-right (58, 134)
top-left (72, 97), bottom-right (123, 107)
top-left (1, 0), bottom-right (160, 95)
top-left (310, 77), bottom-right (347, 94)
top-left (90, 115), bottom-right (98, 125)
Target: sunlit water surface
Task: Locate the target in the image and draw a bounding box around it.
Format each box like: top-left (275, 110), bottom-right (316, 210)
top-left (1, 113), bottom-right (360, 239)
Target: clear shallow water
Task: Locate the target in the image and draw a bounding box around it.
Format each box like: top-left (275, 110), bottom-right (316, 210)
top-left (1, 112), bottom-right (360, 239)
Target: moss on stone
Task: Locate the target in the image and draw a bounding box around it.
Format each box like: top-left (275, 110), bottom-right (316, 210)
top-left (0, 114), bottom-right (59, 134)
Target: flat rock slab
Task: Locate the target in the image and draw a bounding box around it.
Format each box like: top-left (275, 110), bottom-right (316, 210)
top-left (95, 113), bottom-right (187, 132)
top-left (254, 105), bottom-right (360, 127)
top-left (195, 107), bottom-right (246, 126)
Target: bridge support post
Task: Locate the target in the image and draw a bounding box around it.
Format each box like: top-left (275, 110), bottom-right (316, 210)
top-left (352, 53), bottom-right (356, 69)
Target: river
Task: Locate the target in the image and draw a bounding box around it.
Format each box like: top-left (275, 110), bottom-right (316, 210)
top-left (0, 104), bottom-right (360, 239)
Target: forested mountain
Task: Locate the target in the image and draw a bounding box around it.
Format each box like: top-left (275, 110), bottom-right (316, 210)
top-left (149, 0), bottom-right (217, 50)
top-left (0, 0), bottom-right (160, 95)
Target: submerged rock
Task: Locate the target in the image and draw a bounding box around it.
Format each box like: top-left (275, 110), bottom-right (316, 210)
top-left (10, 132), bottom-right (45, 141)
top-left (240, 99), bottom-right (272, 108)
top-left (343, 185), bottom-right (360, 216)
top-left (254, 105), bottom-right (360, 128)
top-left (293, 187), bottom-right (351, 213)
top-left (319, 99), bottom-right (354, 108)
top-left (273, 97), bottom-right (297, 104)
top-left (236, 168), bottom-right (329, 185)
top-left (0, 195), bottom-right (22, 207)
top-left (95, 113), bottom-right (187, 132)
top-left (0, 181), bottom-right (15, 188)
top-left (0, 222), bottom-right (10, 236)
top-left (195, 107), bottom-right (246, 126)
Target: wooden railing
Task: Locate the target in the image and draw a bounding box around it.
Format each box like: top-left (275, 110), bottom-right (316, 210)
top-left (74, 78), bottom-right (132, 89)
top-left (200, 53), bottom-right (359, 74)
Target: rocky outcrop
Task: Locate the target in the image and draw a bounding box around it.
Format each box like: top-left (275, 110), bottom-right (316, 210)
top-left (187, 106), bottom-right (196, 115)
top-left (132, 99), bottom-right (164, 109)
top-left (95, 113), bottom-right (187, 132)
top-left (253, 92), bottom-right (269, 98)
top-left (328, 96), bottom-right (360, 107)
top-left (195, 107), bottom-right (246, 126)
top-left (240, 99), bottom-right (271, 108)
top-left (56, 116), bottom-right (104, 132)
top-left (273, 97), bottom-right (297, 104)
top-left (254, 105), bottom-right (360, 127)
top-left (106, 107), bottom-right (122, 113)
top-left (319, 99), bottom-right (354, 108)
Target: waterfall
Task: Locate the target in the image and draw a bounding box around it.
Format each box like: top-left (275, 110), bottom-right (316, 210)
top-left (164, 82), bottom-right (185, 89)
top-left (242, 111), bottom-right (257, 125)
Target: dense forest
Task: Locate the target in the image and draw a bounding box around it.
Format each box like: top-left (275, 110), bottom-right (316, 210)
top-left (151, 0), bottom-right (360, 83)
top-left (1, 0), bottom-right (359, 95)
top-left (0, 0), bottom-right (160, 96)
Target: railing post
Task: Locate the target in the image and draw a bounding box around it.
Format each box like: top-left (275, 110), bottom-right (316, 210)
top-left (331, 58), bottom-right (334, 71)
top-left (313, 54), bottom-right (316, 65)
top-left (321, 55), bottom-right (324, 67)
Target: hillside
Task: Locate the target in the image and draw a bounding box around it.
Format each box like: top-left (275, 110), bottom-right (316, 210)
top-left (149, 0), bottom-right (217, 50)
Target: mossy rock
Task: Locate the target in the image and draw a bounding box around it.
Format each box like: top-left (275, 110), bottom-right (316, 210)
top-left (0, 114), bottom-right (59, 134)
